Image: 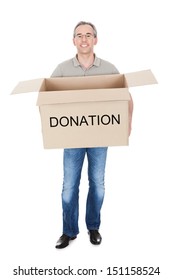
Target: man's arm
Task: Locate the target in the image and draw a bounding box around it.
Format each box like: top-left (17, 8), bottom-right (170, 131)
top-left (128, 93), bottom-right (134, 136)
top-left (51, 65), bottom-right (62, 77)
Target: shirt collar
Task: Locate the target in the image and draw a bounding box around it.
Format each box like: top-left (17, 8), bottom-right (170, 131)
top-left (73, 55), bottom-right (100, 67)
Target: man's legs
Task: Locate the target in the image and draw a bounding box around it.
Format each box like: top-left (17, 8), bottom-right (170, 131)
top-left (56, 147), bottom-right (107, 248)
top-left (86, 147), bottom-right (108, 230)
top-left (62, 148), bottom-right (86, 237)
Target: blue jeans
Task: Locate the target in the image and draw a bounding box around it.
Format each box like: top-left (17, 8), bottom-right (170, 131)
top-left (62, 147), bottom-right (108, 237)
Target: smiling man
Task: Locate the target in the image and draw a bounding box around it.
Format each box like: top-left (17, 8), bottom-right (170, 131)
top-left (51, 21), bottom-right (133, 249)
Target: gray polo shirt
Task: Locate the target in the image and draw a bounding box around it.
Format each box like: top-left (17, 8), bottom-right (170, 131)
top-left (51, 55), bottom-right (119, 77)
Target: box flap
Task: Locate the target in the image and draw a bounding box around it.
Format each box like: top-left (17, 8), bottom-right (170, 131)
top-left (11, 78), bottom-right (45, 94)
top-left (124, 69), bottom-right (157, 87)
top-left (36, 88), bottom-right (130, 105)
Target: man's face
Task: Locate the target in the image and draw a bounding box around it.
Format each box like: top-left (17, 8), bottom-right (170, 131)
top-left (73, 24), bottom-right (97, 55)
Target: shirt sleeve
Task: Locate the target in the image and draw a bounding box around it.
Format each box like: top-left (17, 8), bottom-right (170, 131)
top-left (112, 65), bottom-right (120, 74)
top-left (50, 64), bottom-right (62, 77)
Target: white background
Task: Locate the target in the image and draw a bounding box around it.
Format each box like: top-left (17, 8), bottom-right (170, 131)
top-left (0, 0), bottom-right (172, 279)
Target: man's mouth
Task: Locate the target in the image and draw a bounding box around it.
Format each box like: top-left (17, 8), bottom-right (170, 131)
top-left (81, 44), bottom-right (88, 48)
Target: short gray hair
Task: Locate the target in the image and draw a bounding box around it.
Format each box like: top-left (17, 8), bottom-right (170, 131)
top-left (73, 21), bottom-right (97, 38)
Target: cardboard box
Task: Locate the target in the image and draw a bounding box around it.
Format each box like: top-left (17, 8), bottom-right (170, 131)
top-left (12, 70), bottom-right (157, 149)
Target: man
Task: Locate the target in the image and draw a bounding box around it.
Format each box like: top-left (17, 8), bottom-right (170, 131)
top-left (51, 21), bottom-right (133, 249)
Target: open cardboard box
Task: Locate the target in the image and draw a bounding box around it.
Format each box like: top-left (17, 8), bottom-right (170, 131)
top-left (12, 70), bottom-right (157, 149)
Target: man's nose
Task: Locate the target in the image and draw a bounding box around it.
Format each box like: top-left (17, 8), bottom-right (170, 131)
top-left (81, 35), bottom-right (87, 41)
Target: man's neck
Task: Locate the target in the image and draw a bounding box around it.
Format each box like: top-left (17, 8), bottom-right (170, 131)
top-left (77, 53), bottom-right (95, 69)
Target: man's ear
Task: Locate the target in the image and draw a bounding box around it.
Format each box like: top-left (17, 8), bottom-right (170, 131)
top-left (94, 37), bottom-right (98, 45)
top-left (73, 38), bottom-right (76, 46)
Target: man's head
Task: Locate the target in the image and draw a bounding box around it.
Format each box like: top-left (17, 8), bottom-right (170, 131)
top-left (73, 21), bottom-right (98, 55)
top-left (73, 21), bottom-right (97, 38)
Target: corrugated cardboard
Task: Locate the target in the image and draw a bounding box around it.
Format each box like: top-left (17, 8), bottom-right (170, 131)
top-left (12, 70), bottom-right (157, 149)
